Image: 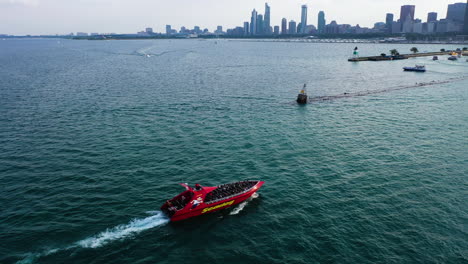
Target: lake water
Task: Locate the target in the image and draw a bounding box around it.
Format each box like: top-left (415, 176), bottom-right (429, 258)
top-left (0, 38), bottom-right (467, 264)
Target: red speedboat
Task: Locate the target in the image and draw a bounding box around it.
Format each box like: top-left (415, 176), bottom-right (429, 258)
top-left (161, 180), bottom-right (264, 221)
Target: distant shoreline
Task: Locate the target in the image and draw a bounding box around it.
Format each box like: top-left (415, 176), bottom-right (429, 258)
top-left (2, 35), bottom-right (467, 45)
top-left (226, 39), bottom-right (468, 45)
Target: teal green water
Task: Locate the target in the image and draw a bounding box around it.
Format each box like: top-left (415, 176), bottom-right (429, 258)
top-left (0, 39), bottom-right (467, 264)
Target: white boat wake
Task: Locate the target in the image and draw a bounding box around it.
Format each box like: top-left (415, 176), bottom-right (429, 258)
top-left (17, 211), bottom-right (169, 264)
top-left (76, 211), bottom-right (169, 248)
top-left (230, 192), bottom-right (259, 215)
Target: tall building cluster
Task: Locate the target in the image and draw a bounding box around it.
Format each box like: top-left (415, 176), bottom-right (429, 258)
top-left (224, 2), bottom-right (467, 36)
top-left (157, 2), bottom-right (467, 37)
top-left (240, 3), bottom-right (315, 36)
top-left (386, 3), bottom-right (468, 34)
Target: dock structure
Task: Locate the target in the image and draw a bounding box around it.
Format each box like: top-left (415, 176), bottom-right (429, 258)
top-left (348, 51), bottom-right (452, 62)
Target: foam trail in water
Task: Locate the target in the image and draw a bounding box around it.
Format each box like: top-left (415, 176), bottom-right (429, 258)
top-left (76, 211), bottom-right (169, 248)
top-left (230, 192), bottom-right (259, 215)
top-left (16, 211), bottom-right (169, 264)
top-left (146, 210), bottom-right (161, 215)
top-left (16, 246), bottom-right (74, 264)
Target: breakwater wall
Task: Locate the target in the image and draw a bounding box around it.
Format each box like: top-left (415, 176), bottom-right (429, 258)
top-left (348, 51), bottom-right (453, 62)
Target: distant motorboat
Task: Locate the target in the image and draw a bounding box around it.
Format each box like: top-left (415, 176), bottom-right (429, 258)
top-left (448, 56), bottom-right (457, 61)
top-left (432, 56), bottom-right (438, 61)
top-left (403, 65), bottom-right (426, 72)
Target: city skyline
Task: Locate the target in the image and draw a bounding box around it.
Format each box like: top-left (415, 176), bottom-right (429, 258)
top-left (149, 1), bottom-right (466, 37)
top-left (0, 0), bottom-right (465, 35)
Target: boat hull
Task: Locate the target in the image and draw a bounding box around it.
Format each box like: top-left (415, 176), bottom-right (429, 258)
top-left (403, 69), bottom-right (426, 72)
top-left (171, 190), bottom-right (257, 221)
top-left (403, 66), bottom-right (425, 72)
top-left (162, 181), bottom-right (264, 222)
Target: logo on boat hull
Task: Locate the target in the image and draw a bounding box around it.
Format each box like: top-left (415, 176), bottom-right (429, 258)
top-left (201, 200), bottom-right (235, 214)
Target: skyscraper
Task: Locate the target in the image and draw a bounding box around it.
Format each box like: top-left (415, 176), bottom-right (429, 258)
top-left (281, 18), bottom-right (287, 34)
top-left (427, 12), bottom-right (438, 23)
top-left (300, 5), bottom-right (308, 33)
top-left (289, 20), bottom-right (297, 34)
top-left (400, 5), bottom-right (415, 23)
top-left (465, 2), bottom-right (468, 33)
top-left (446, 2), bottom-right (467, 23)
top-left (297, 23), bottom-right (302, 33)
top-left (257, 14), bottom-right (264, 35)
top-left (318, 11), bottom-right (325, 34)
top-left (250, 9), bottom-right (257, 35)
top-left (385, 13), bottom-right (394, 33)
top-left (391, 21), bottom-right (402, 34)
top-left (264, 3), bottom-right (271, 34)
top-left (243, 22), bottom-right (249, 35)
top-left (166, 25), bottom-right (172, 35)
top-left (273, 26), bottom-right (280, 35)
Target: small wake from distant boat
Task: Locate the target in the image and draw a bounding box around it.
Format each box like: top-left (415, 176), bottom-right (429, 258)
top-left (16, 211), bottom-right (169, 264)
top-left (230, 192), bottom-right (259, 215)
top-left (135, 45), bottom-right (193, 58)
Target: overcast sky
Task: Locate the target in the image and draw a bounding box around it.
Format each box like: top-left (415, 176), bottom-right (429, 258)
top-left (0, 0), bottom-right (465, 35)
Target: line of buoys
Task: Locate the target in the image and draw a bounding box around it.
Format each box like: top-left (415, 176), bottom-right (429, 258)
top-left (306, 76), bottom-right (468, 102)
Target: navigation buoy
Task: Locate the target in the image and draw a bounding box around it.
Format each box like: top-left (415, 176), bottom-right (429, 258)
top-left (296, 84), bottom-right (308, 104)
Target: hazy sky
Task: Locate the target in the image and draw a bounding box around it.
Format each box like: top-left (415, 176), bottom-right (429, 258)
top-left (0, 0), bottom-right (465, 35)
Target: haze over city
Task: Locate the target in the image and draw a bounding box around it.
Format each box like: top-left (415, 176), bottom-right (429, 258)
top-left (0, 0), bottom-right (465, 35)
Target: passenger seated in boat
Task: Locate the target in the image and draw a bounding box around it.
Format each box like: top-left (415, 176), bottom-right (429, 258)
top-left (191, 197), bottom-right (202, 209)
top-left (203, 181), bottom-right (257, 203)
top-left (195, 184), bottom-right (203, 191)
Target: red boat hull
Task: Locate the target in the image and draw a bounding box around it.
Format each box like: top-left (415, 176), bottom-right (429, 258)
top-left (161, 181), bottom-right (264, 221)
